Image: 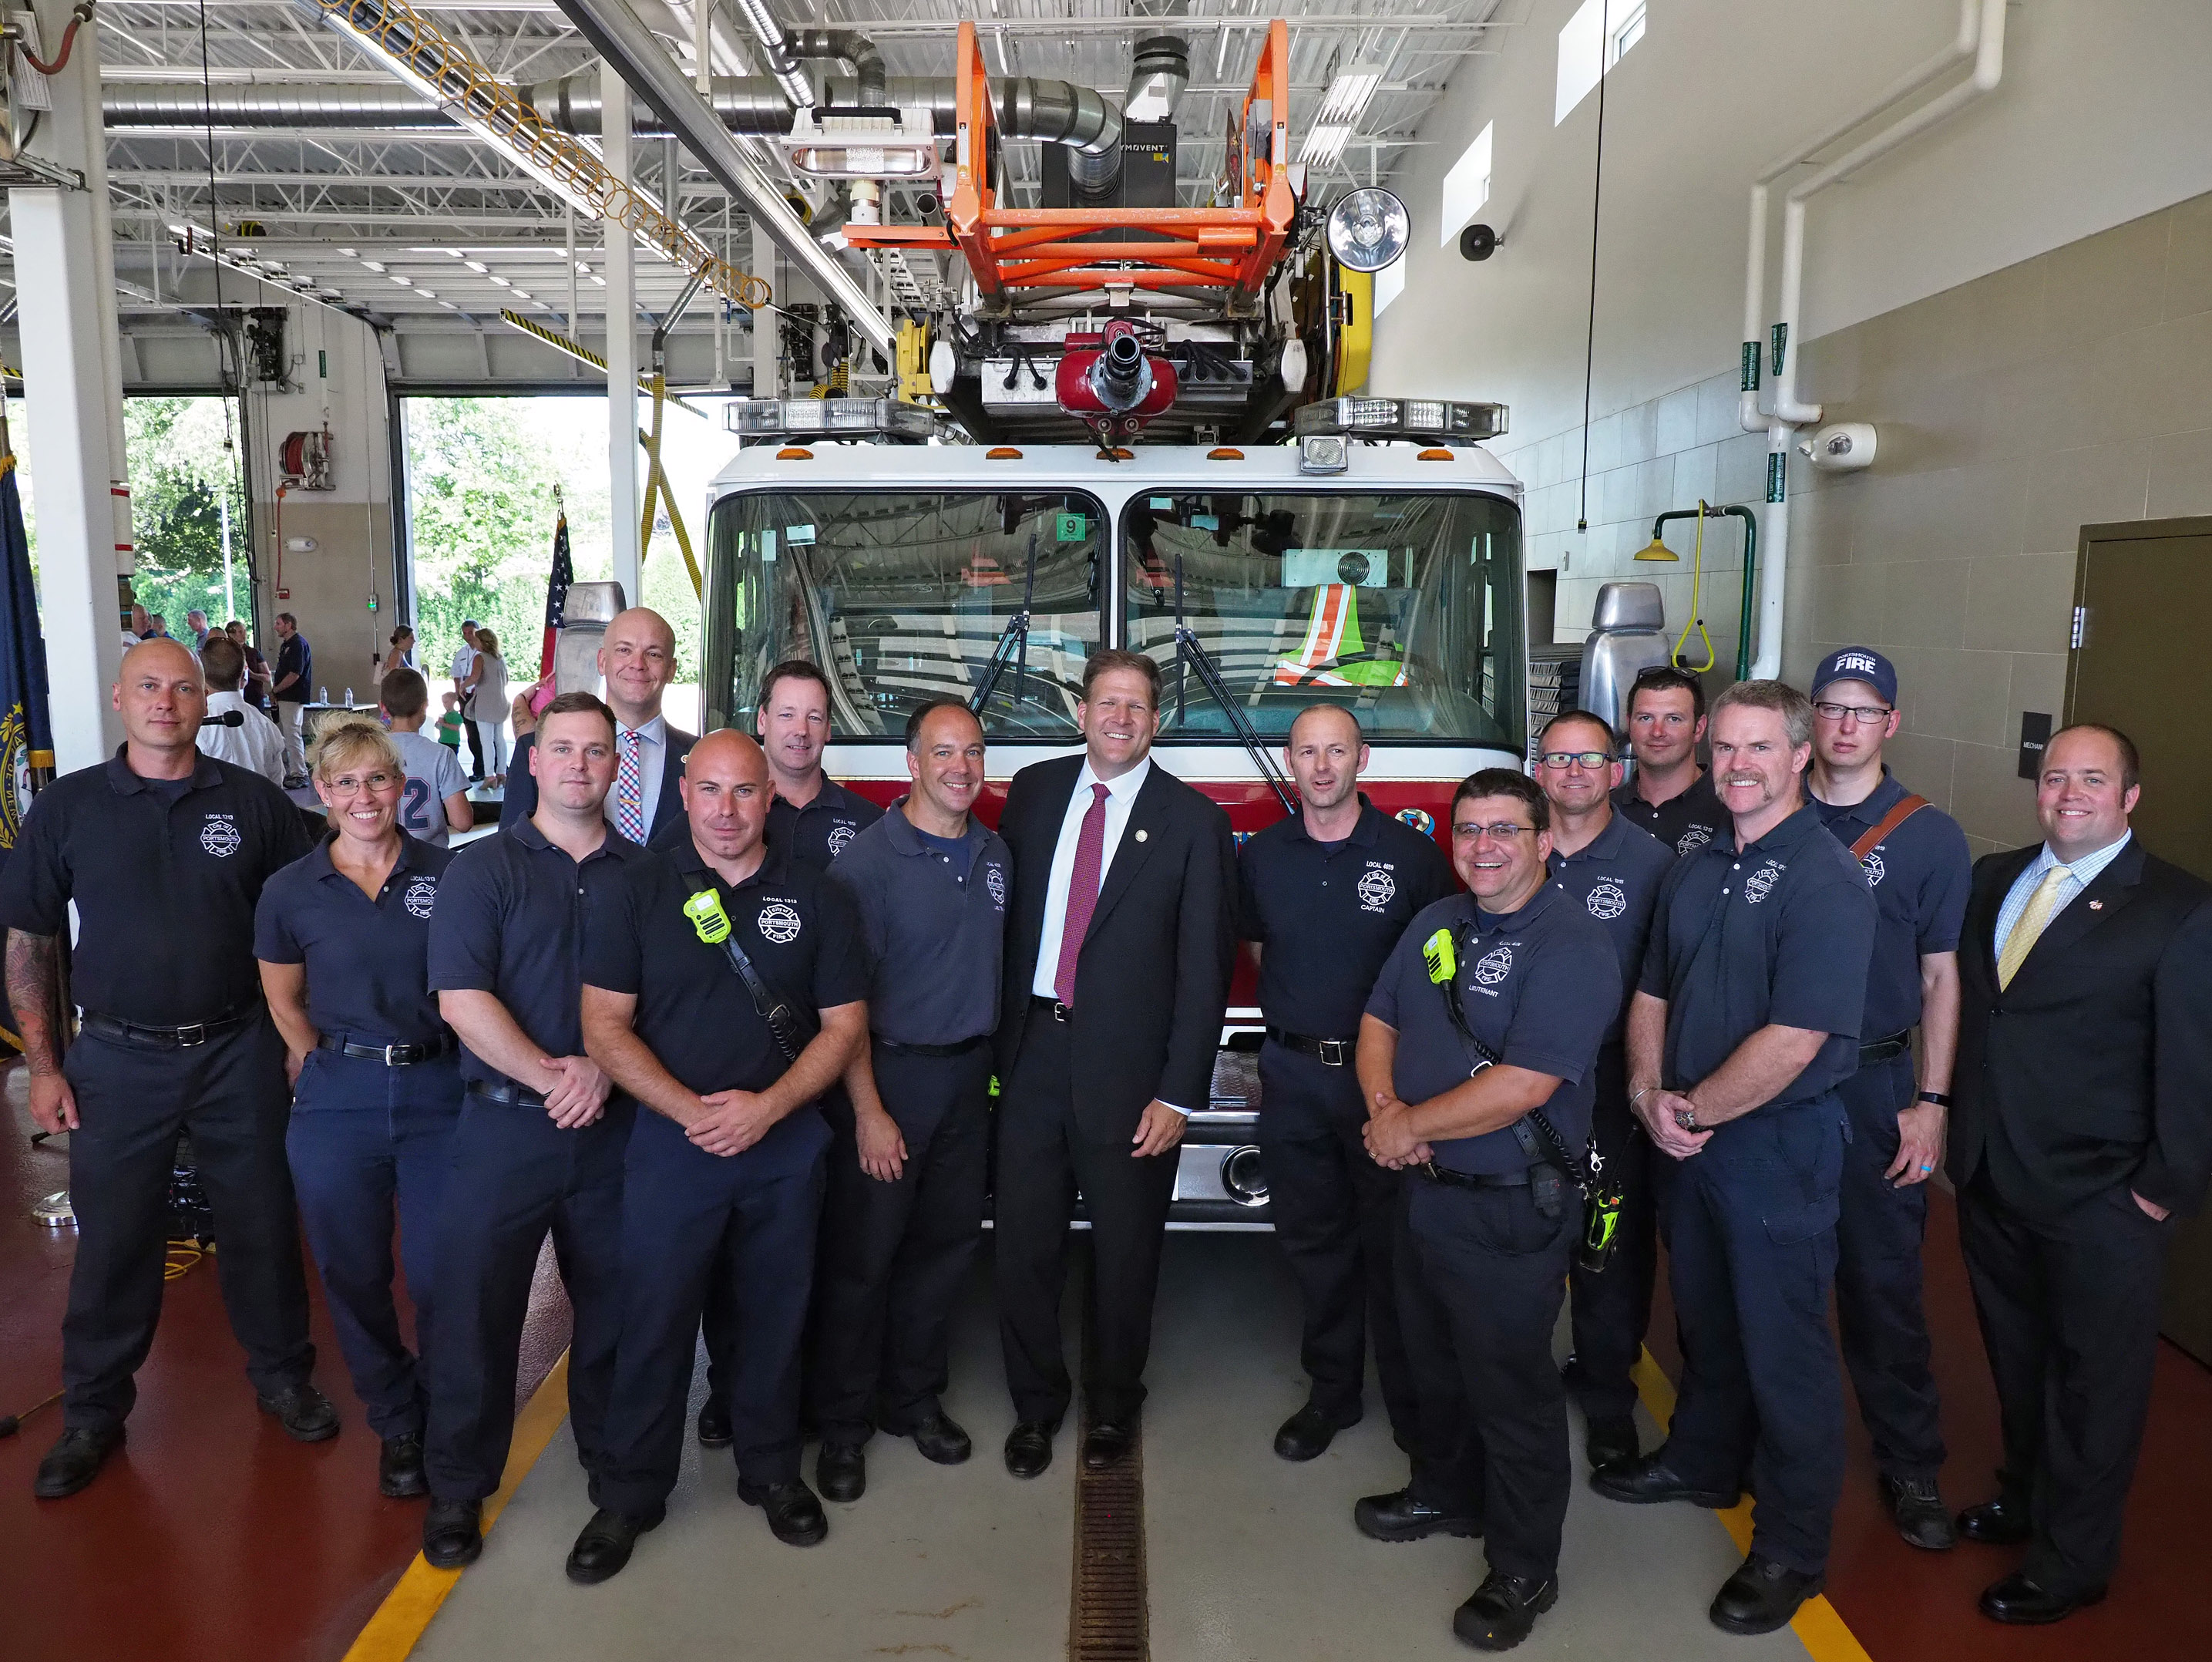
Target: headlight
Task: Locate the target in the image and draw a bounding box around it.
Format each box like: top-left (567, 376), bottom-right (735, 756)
top-left (1326, 187), bottom-right (1409, 273)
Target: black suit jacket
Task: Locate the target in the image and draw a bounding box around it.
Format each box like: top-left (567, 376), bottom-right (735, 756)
top-left (993, 755), bottom-right (1236, 1138)
top-left (1948, 837), bottom-right (2212, 1220)
top-left (499, 724), bottom-right (695, 849)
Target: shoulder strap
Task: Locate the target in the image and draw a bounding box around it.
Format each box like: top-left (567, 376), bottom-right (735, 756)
top-left (685, 881), bottom-right (814, 1063)
top-left (1851, 793), bottom-right (1930, 862)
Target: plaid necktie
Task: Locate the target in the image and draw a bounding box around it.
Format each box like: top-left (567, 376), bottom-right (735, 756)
top-left (615, 728), bottom-right (646, 844)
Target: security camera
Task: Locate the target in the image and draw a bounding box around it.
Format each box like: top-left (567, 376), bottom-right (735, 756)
top-left (1458, 224), bottom-right (1500, 262)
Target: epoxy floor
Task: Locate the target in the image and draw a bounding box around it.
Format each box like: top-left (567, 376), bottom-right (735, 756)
top-left (414, 1234), bottom-right (1811, 1662)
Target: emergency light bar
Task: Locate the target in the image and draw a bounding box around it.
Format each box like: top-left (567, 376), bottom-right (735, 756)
top-left (724, 398), bottom-right (940, 442)
top-left (1295, 397), bottom-right (1510, 443)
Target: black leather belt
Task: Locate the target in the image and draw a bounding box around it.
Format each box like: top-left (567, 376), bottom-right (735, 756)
top-left (1858, 1031), bottom-right (1911, 1064)
top-left (1030, 994), bottom-right (1072, 1024)
top-left (470, 1077), bottom-right (549, 1108)
top-left (1417, 1162), bottom-right (1556, 1190)
top-left (82, 1008), bottom-right (257, 1049)
top-left (318, 1033), bottom-right (458, 1067)
top-left (1266, 1028), bottom-right (1356, 1067)
top-left (876, 1033), bottom-right (990, 1058)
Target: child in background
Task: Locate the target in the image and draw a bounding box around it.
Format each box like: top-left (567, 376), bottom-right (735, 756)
top-left (436, 691), bottom-right (466, 753)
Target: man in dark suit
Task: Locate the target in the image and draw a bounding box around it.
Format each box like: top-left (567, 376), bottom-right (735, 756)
top-left (993, 648), bottom-right (1235, 1477)
top-left (1948, 722), bottom-right (2212, 1625)
top-left (501, 607), bottom-right (692, 848)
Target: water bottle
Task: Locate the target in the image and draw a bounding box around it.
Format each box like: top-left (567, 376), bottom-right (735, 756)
top-left (318, 685), bottom-right (329, 704)
top-left (343, 686), bottom-right (355, 707)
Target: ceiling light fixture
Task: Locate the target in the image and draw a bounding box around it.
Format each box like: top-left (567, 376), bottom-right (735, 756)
top-left (1299, 59), bottom-right (1386, 170)
top-left (464, 259), bottom-right (489, 272)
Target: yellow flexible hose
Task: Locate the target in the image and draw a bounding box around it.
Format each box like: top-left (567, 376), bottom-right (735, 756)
top-left (1671, 501), bottom-right (1717, 673)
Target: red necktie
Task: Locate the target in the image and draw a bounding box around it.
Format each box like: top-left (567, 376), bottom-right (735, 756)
top-left (1053, 783), bottom-right (1111, 1006)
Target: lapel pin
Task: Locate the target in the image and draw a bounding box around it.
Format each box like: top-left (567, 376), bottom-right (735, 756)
top-left (1135, 829), bottom-right (1148, 843)
top-left (2089, 899), bottom-right (2103, 910)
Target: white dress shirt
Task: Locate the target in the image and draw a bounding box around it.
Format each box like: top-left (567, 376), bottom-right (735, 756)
top-left (606, 714), bottom-right (670, 838)
top-left (196, 689), bottom-right (290, 785)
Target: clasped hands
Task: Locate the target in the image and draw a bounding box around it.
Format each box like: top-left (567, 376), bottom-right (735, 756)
top-left (1632, 1086), bottom-right (1713, 1160)
top-left (1363, 1092), bottom-right (1431, 1170)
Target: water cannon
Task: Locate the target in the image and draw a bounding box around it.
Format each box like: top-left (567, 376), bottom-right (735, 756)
top-left (1054, 318), bottom-right (1179, 455)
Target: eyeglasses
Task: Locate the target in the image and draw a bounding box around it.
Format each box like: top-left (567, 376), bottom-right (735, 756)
top-left (1537, 750), bottom-right (1612, 770)
top-left (1813, 701), bottom-right (1892, 725)
top-left (1452, 821), bottom-right (1535, 841)
top-left (324, 771), bottom-right (399, 796)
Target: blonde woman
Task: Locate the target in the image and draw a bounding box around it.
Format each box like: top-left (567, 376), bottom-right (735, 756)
top-left (462, 628), bottom-right (512, 788)
top-left (255, 713), bottom-right (463, 1502)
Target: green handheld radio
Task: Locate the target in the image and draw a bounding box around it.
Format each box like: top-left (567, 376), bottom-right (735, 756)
top-left (683, 889), bottom-right (733, 944)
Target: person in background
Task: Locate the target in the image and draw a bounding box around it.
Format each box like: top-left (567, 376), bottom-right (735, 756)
top-left (756, 659), bottom-right (882, 871)
top-left (382, 669), bottom-right (472, 849)
top-left (502, 611), bottom-right (692, 847)
top-left (452, 621), bottom-right (486, 784)
top-left (271, 612), bottom-right (314, 788)
top-left (146, 614), bottom-right (171, 641)
top-left (196, 634), bottom-right (290, 786)
top-left (186, 611), bottom-right (211, 652)
top-left (227, 621), bottom-right (274, 713)
top-left (464, 629), bottom-right (511, 789)
top-left (257, 715), bottom-right (463, 1501)
top-left (1948, 724), bottom-right (2212, 1625)
top-left (436, 691), bottom-right (466, 755)
top-left (123, 604), bottom-right (151, 651)
top-left (511, 681), bottom-right (545, 742)
top-left (1612, 665), bottom-right (1726, 859)
top-left (376, 626), bottom-right (419, 686)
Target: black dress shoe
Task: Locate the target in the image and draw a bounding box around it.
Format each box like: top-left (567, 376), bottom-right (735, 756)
top-left (739, 1478), bottom-right (828, 1546)
top-left (1589, 1448), bottom-right (1739, 1509)
top-left (1957, 1495), bottom-right (2033, 1546)
top-left (906, 1412), bottom-right (972, 1466)
top-left (565, 1506), bottom-right (660, 1584)
top-left (1978, 1571), bottom-right (2106, 1625)
top-left (422, 1497), bottom-right (483, 1568)
top-left (1082, 1419), bottom-right (1136, 1470)
top-left (33, 1424), bottom-right (125, 1500)
top-left (1272, 1403), bottom-right (1350, 1462)
top-left (1352, 1486), bottom-right (1482, 1543)
top-left (1004, 1421), bottom-right (1055, 1479)
top-left (379, 1433), bottom-right (429, 1499)
top-left (696, 1398), bottom-right (733, 1448)
top-left (1585, 1415), bottom-right (1640, 1472)
top-left (258, 1382), bottom-right (340, 1443)
top-left (1879, 1474), bottom-right (1956, 1550)
top-left (817, 1441), bottom-right (866, 1502)
top-left (1709, 1553), bottom-right (1824, 1635)
top-left (1452, 1572), bottom-right (1558, 1651)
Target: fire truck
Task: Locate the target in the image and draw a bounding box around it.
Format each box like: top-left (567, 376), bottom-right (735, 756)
top-left (690, 20), bottom-right (1531, 1224)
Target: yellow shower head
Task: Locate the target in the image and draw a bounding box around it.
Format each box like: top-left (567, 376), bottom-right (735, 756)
top-left (1633, 536), bottom-right (1679, 562)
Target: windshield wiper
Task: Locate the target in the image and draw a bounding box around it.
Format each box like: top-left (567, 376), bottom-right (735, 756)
top-left (970, 527), bottom-right (1041, 718)
top-left (1172, 551), bottom-right (1296, 816)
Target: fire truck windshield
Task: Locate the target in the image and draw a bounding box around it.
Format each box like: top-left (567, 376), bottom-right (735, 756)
top-left (1124, 489), bottom-right (1525, 748)
top-left (703, 489), bottom-right (1104, 738)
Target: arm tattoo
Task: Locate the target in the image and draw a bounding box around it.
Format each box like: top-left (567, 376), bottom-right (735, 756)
top-left (5, 929), bottom-right (62, 1075)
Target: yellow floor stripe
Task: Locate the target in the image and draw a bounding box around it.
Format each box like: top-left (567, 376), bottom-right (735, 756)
top-left (340, 1352), bottom-right (573, 1662)
top-left (1630, 1349), bottom-right (1874, 1662)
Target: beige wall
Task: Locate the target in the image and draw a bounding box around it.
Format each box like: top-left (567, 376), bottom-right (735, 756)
top-left (1783, 192), bottom-right (2212, 855)
top-left (257, 500), bottom-right (397, 703)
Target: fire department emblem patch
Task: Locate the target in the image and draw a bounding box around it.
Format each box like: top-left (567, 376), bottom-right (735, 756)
top-left (1356, 867), bottom-right (1396, 911)
top-left (1745, 861), bottom-right (1785, 904)
top-left (1676, 825), bottom-right (1714, 856)
top-left (404, 877), bottom-right (438, 919)
top-left (1861, 850), bottom-right (1886, 888)
top-left (986, 863), bottom-right (1007, 909)
top-left (1474, 945), bottom-right (1514, 987)
top-left (200, 815), bottom-right (242, 859)
top-left (757, 901), bottom-right (802, 944)
top-left (1586, 880), bottom-right (1627, 921)
top-left (827, 823), bottom-right (856, 859)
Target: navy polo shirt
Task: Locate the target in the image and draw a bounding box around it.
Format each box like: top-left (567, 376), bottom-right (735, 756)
top-left (766, 776), bottom-right (885, 874)
top-left (0, 751), bottom-right (314, 1025)
top-left (1366, 885), bottom-right (1619, 1176)
top-left (1546, 809), bottom-right (1675, 1047)
top-left (1238, 797), bottom-right (1455, 1040)
top-left (428, 818), bottom-right (646, 1087)
top-left (1639, 800), bottom-right (1878, 1108)
top-left (829, 803), bottom-right (1010, 1048)
top-left (583, 838), bottom-right (868, 1098)
top-left (1612, 769), bottom-right (1727, 860)
top-left (1812, 769), bottom-right (1972, 1040)
top-left (255, 833), bottom-right (456, 1047)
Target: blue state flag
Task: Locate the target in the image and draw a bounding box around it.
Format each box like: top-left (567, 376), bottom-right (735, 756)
top-left (0, 449), bottom-right (54, 1049)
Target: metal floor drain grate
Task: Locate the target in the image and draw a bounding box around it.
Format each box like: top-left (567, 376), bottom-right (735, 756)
top-left (1069, 1417), bottom-right (1148, 1662)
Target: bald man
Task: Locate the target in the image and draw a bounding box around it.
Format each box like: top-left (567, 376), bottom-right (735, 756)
top-left (501, 607), bottom-right (694, 847)
top-left (2, 641), bottom-right (324, 1499)
top-left (569, 729), bottom-right (867, 1583)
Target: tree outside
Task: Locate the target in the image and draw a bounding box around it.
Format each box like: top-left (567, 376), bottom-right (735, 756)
top-left (123, 398), bottom-right (254, 641)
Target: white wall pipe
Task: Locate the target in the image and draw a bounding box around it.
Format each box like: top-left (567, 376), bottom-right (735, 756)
top-left (1740, 0), bottom-right (2007, 681)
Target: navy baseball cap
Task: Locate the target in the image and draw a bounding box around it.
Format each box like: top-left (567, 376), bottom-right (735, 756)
top-left (1810, 647), bottom-right (1898, 708)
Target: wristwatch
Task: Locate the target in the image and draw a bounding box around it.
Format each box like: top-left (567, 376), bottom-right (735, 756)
top-left (1916, 1090), bottom-right (1951, 1108)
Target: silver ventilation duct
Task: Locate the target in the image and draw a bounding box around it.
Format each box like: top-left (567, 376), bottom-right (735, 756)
top-left (101, 82), bottom-right (454, 129)
top-left (998, 76), bottom-right (1121, 199)
top-left (787, 29), bottom-right (886, 106)
top-left (728, 0), bottom-right (814, 110)
top-left (1123, 36), bottom-right (1189, 125)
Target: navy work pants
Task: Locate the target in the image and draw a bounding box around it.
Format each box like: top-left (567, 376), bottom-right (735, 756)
top-left (1959, 1171), bottom-right (2168, 1596)
top-left (1834, 1051), bottom-right (1945, 1481)
top-left (422, 1089), bottom-right (632, 1501)
top-left (1397, 1176), bottom-right (1578, 1585)
top-left (1256, 1038), bottom-right (1415, 1445)
top-left (59, 1016), bottom-right (313, 1431)
top-left (1660, 1095), bottom-right (1847, 1576)
top-left (596, 1105), bottom-right (829, 1518)
top-left (286, 1048), bottom-right (463, 1440)
top-left (811, 1044), bottom-right (992, 1445)
top-left (1566, 1044), bottom-right (1659, 1423)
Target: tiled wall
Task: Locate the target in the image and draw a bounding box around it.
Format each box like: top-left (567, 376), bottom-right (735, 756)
top-left (1496, 191), bottom-right (2212, 853)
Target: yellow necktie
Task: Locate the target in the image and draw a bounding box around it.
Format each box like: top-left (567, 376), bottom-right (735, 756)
top-left (1997, 866), bottom-right (2072, 990)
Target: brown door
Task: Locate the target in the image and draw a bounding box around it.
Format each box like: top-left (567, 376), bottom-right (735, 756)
top-left (2069, 517), bottom-right (2212, 1363)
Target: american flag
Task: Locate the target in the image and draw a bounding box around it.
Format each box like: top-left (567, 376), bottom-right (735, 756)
top-left (539, 506), bottom-right (572, 682)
